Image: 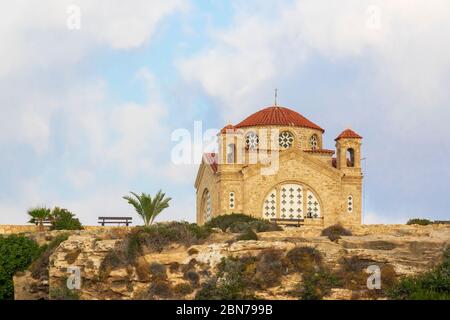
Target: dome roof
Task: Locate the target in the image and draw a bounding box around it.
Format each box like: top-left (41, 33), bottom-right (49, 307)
top-left (335, 128), bottom-right (362, 141)
top-left (234, 106), bottom-right (324, 132)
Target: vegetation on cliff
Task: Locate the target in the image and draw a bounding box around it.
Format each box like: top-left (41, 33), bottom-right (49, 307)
top-left (406, 218), bottom-right (433, 226)
top-left (27, 206), bottom-right (83, 231)
top-left (0, 235), bottom-right (41, 299)
top-left (387, 249), bottom-right (450, 300)
top-left (205, 213), bottom-right (281, 233)
top-left (321, 224), bottom-right (352, 242)
top-left (123, 190), bottom-right (172, 226)
top-left (50, 208), bottom-right (83, 231)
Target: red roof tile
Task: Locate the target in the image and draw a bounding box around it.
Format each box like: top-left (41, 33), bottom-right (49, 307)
top-left (335, 128), bottom-right (362, 141)
top-left (234, 106), bottom-right (324, 132)
top-left (203, 153), bottom-right (218, 173)
top-left (220, 124), bottom-right (236, 134)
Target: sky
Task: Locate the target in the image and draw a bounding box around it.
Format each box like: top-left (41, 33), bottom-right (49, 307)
top-left (1, 0), bottom-right (450, 225)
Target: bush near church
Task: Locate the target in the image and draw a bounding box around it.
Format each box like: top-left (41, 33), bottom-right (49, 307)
top-left (406, 218), bottom-right (433, 226)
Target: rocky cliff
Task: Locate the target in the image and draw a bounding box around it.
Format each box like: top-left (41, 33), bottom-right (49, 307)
top-left (13, 224), bottom-right (450, 300)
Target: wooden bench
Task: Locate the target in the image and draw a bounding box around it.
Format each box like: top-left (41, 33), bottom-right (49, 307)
top-left (33, 219), bottom-right (53, 226)
top-left (434, 220), bottom-right (450, 224)
top-left (270, 218), bottom-right (304, 227)
top-left (98, 217), bottom-right (132, 226)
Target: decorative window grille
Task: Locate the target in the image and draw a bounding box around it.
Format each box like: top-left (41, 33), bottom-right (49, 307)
top-left (309, 135), bottom-right (318, 150)
top-left (306, 190), bottom-right (321, 218)
top-left (245, 132), bottom-right (259, 150)
top-left (262, 189), bottom-right (277, 220)
top-left (280, 184), bottom-right (303, 219)
top-left (279, 131), bottom-right (294, 149)
top-left (262, 184), bottom-right (321, 220)
top-left (203, 191), bottom-right (212, 222)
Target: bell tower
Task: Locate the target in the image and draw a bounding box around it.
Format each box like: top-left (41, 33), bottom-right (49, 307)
top-left (335, 128), bottom-right (363, 174)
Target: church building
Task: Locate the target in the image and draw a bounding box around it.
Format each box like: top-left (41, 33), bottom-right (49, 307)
top-left (194, 105), bottom-right (363, 227)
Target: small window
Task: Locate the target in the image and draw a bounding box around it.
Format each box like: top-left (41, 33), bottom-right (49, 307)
top-left (227, 144), bottom-right (235, 164)
top-left (279, 131), bottom-right (294, 149)
top-left (347, 195), bottom-right (353, 213)
top-left (309, 135), bottom-right (318, 150)
top-left (229, 192), bottom-right (235, 209)
top-left (203, 190), bottom-right (212, 222)
top-left (245, 132), bottom-right (259, 150)
top-left (347, 148), bottom-right (355, 167)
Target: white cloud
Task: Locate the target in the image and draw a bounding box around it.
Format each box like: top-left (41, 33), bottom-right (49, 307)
top-left (0, 0), bottom-right (184, 77)
top-left (18, 110), bottom-right (51, 155)
top-left (179, 0), bottom-right (450, 122)
top-left (363, 211), bottom-right (407, 225)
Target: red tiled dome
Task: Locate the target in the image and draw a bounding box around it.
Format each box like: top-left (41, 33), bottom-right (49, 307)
top-left (234, 106), bottom-right (324, 132)
top-left (335, 128), bottom-right (362, 141)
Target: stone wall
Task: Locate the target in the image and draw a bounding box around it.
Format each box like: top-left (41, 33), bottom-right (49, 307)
top-left (0, 225), bottom-right (39, 234)
top-left (0, 225), bottom-right (132, 235)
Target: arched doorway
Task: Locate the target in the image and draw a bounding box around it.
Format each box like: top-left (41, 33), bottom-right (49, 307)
top-left (262, 183), bottom-right (321, 220)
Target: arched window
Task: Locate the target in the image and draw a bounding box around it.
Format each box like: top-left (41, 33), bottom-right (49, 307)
top-left (227, 144), bottom-right (235, 164)
top-left (347, 148), bottom-right (355, 167)
top-left (245, 131), bottom-right (259, 150)
top-left (229, 192), bottom-right (235, 209)
top-left (262, 183), bottom-right (321, 220)
top-left (309, 135), bottom-right (318, 150)
top-left (279, 131), bottom-right (294, 149)
top-left (347, 195), bottom-right (353, 213)
top-left (202, 190), bottom-right (212, 222)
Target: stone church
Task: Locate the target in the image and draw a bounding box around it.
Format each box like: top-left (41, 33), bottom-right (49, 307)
top-left (194, 105), bottom-right (363, 227)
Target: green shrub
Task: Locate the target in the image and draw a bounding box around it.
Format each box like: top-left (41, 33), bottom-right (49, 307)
top-left (321, 224), bottom-right (352, 242)
top-left (184, 270), bottom-right (200, 287)
top-left (50, 207), bottom-right (83, 230)
top-left (387, 249), bottom-right (450, 300)
top-left (99, 250), bottom-right (124, 280)
top-left (188, 248), bottom-right (199, 255)
top-left (135, 259), bottom-right (150, 281)
top-left (294, 270), bottom-right (340, 300)
top-left (253, 249), bottom-right (285, 288)
top-left (236, 229), bottom-right (258, 241)
top-left (195, 256), bottom-right (258, 300)
top-left (174, 283), bottom-right (194, 296)
top-left (206, 214), bottom-right (281, 233)
top-left (286, 246), bottom-right (323, 273)
top-left (126, 222), bottom-right (212, 254)
top-left (149, 262), bottom-right (167, 280)
top-left (148, 280), bottom-right (173, 299)
top-left (406, 218), bottom-right (433, 226)
top-left (29, 234), bottom-right (69, 280)
top-left (50, 279), bottom-right (80, 300)
top-left (206, 214), bottom-right (256, 232)
top-left (335, 256), bottom-right (374, 291)
top-left (0, 235), bottom-right (41, 299)
top-left (169, 262), bottom-right (180, 273)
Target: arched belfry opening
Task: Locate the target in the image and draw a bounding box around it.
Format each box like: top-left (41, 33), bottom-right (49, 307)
top-left (347, 148), bottom-right (355, 167)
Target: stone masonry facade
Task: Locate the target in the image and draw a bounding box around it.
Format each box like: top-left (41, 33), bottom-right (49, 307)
top-left (195, 105), bottom-right (363, 228)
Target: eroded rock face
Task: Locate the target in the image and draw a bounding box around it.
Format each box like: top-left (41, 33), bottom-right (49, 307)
top-left (13, 224), bottom-right (450, 300)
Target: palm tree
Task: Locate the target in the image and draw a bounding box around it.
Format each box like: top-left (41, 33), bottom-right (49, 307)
top-left (27, 207), bottom-right (51, 230)
top-left (123, 191), bottom-right (172, 226)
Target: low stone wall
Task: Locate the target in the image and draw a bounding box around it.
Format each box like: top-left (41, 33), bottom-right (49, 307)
top-left (0, 225), bottom-right (39, 234)
top-left (0, 225), bottom-right (133, 235)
